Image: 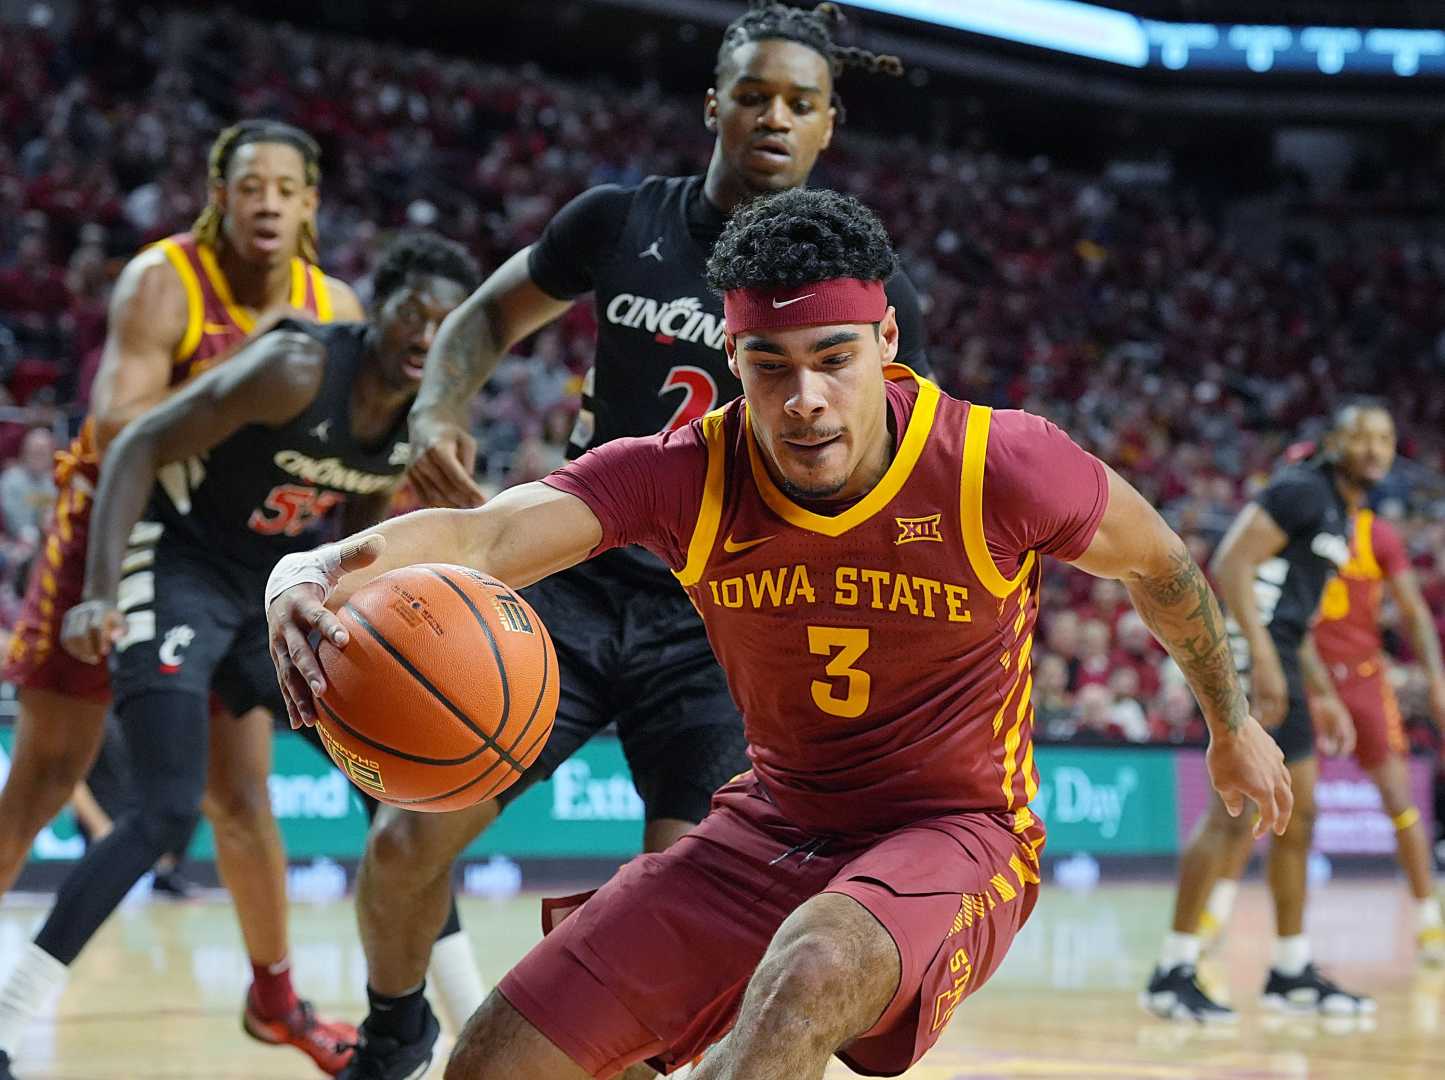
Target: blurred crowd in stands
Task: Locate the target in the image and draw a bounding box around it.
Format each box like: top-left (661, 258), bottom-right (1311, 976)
top-left (1, 4), bottom-right (1443, 747)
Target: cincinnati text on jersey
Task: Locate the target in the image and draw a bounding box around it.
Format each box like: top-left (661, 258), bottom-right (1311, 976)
top-left (603, 293), bottom-right (727, 350)
top-left (272, 450), bottom-right (397, 494)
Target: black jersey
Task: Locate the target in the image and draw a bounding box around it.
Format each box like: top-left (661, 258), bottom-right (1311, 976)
top-left (528, 173), bottom-right (929, 585)
top-left (150, 321), bottom-right (409, 571)
top-left (1232, 459), bottom-right (1351, 654)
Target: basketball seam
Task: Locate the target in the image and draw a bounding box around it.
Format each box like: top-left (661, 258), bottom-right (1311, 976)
top-left (343, 601), bottom-right (525, 773)
top-left (422, 567), bottom-right (514, 748)
top-left (315, 696), bottom-right (488, 767)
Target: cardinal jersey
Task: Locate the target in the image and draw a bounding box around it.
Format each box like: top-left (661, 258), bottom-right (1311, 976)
top-left (149, 321), bottom-right (407, 572)
top-left (1314, 509), bottom-right (1408, 671)
top-left (4, 233), bottom-right (333, 698)
top-left (543, 367), bottom-right (1109, 836)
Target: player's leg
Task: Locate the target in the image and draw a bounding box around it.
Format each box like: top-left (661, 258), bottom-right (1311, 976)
top-left (0, 689), bottom-right (108, 895)
top-left (691, 893), bottom-right (900, 1080)
top-left (1259, 752), bottom-right (1373, 1012)
top-left (1143, 786), bottom-right (1251, 1021)
top-left (208, 624), bottom-right (359, 1073)
top-left (0, 688), bottom-right (210, 1069)
top-left (1346, 671), bottom-right (1443, 960)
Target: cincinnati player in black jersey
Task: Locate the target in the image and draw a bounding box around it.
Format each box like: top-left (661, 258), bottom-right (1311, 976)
top-left (0, 234), bottom-right (478, 1080)
top-left (340, 3), bottom-right (927, 1075)
top-left (1144, 401), bottom-right (1396, 1022)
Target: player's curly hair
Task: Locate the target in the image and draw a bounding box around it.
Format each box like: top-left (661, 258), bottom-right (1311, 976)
top-left (371, 232), bottom-right (482, 308)
top-left (191, 120), bottom-right (323, 263)
top-left (706, 187), bottom-right (896, 293)
top-left (716, 2), bottom-right (903, 121)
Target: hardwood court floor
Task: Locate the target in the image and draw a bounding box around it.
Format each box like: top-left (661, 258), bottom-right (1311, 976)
top-left (0, 879), bottom-right (1441, 1078)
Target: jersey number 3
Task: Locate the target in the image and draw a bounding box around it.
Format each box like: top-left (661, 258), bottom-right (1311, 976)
top-left (808, 626), bottom-right (871, 718)
top-left (659, 366), bottom-right (719, 432)
top-left (249, 483), bottom-right (343, 537)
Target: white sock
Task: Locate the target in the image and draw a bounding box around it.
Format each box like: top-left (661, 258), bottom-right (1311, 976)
top-left (427, 930), bottom-right (486, 1033)
top-left (0, 944), bottom-right (69, 1054)
top-left (1204, 880), bottom-right (1239, 926)
top-left (1419, 896), bottom-right (1443, 930)
top-left (1273, 935), bottom-right (1311, 976)
top-left (1160, 931), bottom-right (1201, 970)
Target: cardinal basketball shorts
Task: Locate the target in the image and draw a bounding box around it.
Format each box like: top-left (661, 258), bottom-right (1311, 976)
top-left (499, 774), bottom-right (1045, 1077)
top-left (503, 554), bottom-right (748, 823)
top-left (108, 527), bottom-right (283, 720)
top-left (1327, 657), bottom-right (1407, 771)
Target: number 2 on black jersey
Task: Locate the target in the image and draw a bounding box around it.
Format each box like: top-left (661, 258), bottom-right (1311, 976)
top-left (659, 365), bottom-right (719, 432)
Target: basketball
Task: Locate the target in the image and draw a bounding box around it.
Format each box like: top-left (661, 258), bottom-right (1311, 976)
top-left (313, 563), bottom-right (558, 812)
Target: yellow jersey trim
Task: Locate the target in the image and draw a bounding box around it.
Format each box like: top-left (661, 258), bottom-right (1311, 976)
top-left (195, 243), bottom-right (256, 334)
top-left (742, 365), bottom-right (940, 538)
top-left (289, 259), bottom-right (307, 310)
top-left (308, 264), bottom-right (334, 322)
top-left (673, 408), bottom-right (730, 587)
top-left (960, 404), bottom-right (1036, 599)
top-left (156, 239), bottom-right (204, 362)
top-left (1354, 509), bottom-right (1382, 579)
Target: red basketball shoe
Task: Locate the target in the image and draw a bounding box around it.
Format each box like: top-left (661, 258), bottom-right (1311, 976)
top-left (243, 987), bottom-right (357, 1075)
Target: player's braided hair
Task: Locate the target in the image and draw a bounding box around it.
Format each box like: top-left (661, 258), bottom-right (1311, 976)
top-left (716, 2), bottom-right (904, 120)
top-left (707, 187), bottom-right (895, 294)
top-left (371, 232), bottom-right (482, 308)
top-left (191, 120), bottom-right (323, 264)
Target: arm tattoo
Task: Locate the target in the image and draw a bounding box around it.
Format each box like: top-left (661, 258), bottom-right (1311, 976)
top-left (414, 295), bottom-right (504, 416)
top-left (1124, 546), bottom-right (1249, 733)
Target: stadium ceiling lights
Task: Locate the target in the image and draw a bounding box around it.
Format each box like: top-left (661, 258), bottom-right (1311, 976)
top-left (844, 0), bottom-right (1445, 77)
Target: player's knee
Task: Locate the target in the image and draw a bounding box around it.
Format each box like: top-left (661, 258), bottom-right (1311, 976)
top-left (1277, 799), bottom-right (1317, 849)
top-left (201, 773), bottom-right (272, 834)
top-left (366, 809), bottom-right (448, 880)
top-left (4, 743), bottom-right (88, 807)
top-left (752, 924), bottom-right (893, 1043)
top-left (136, 804), bottom-right (202, 857)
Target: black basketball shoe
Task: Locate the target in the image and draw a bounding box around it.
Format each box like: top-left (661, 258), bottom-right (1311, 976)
top-left (1141, 963), bottom-right (1238, 1023)
top-left (337, 1004), bottom-right (440, 1080)
top-left (1261, 964), bottom-right (1376, 1015)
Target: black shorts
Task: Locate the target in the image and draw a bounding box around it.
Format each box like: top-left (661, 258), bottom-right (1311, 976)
top-left (499, 555), bottom-right (748, 823)
top-left (108, 530), bottom-right (283, 719)
top-left (1235, 631), bottom-right (1313, 763)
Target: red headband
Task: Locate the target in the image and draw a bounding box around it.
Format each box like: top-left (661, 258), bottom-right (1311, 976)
top-left (723, 277), bottom-right (887, 335)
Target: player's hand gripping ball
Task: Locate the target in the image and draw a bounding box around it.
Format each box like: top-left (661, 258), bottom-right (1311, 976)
top-left (314, 564), bottom-right (558, 811)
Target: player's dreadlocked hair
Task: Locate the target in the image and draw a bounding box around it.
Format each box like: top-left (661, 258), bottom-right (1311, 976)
top-left (371, 232), bottom-right (482, 309)
top-left (707, 187), bottom-right (895, 294)
top-left (716, 2), bottom-right (903, 120)
top-left (191, 120), bottom-right (323, 264)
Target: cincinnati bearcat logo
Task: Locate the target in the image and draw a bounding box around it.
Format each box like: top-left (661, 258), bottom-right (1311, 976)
top-left (895, 513), bottom-right (944, 545)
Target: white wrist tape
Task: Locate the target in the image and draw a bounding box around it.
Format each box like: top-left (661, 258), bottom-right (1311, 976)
top-left (265, 546), bottom-right (346, 611)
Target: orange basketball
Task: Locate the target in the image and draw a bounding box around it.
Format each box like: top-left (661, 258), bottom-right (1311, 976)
top-left (314, 563), bottom-right (558, 812)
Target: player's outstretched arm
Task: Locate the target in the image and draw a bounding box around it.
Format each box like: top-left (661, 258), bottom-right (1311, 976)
top-left (1069, 466), bottom-right (1293, 838)
top-left (60, 331), bottom-right (327, 664)
top-left (265, 482), bottom-right (602, 728)
top-left (407, 247), bottom-right (574, 508)
top-left (1209, 503), bottom-right (1291, 727)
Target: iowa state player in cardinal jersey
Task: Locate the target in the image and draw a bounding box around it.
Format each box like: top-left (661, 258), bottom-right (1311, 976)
top-left (0, 120), bottom-right (364, 1078)
top-left (268, 189), bottom-right (1291, 1080)
top-left (346, 4), bottom-right (925, 1074)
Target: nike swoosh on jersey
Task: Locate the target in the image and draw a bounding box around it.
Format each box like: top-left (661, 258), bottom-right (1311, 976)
top-left (723, 533), bottom-right (776, 553)
top-left (771, 293), bottom-right (815, 309)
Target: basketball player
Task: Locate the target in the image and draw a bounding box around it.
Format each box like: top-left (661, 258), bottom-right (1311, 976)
top-left (1196, 451), bottom-right (1445, 965)
top-left (267, 187), bottom-right (1292, 1080)
top-left (348, 4), bottom-right (926, 1073)
top-left (1144, 403), bottom-right (1397, 1021)
top-left (0, 120), bottom-right (364, 1075)
top-left (0, 233), bottom-right (478, 1080)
